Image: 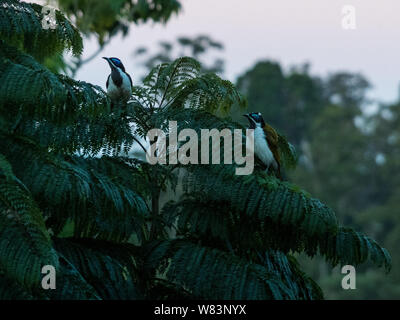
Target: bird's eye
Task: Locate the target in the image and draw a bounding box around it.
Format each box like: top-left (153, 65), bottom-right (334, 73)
top-left (112, 58), bottom-right (121, 66)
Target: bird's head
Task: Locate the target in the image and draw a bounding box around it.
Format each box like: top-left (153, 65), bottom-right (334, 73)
top-left (103, 57), bottom-right (126, 72)
top-left (243, 112), bottom-right (265, 128)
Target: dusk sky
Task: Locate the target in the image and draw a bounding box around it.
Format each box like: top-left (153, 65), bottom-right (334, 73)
top-left (40, 0), bottom-right (400, 105)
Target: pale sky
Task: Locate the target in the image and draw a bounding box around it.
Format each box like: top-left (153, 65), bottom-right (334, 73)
top-left (37, 0), bottom-right (400, 104)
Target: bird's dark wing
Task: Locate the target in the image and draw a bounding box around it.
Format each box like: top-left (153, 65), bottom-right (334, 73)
top-left (263, 123), bottom-right (279, 145)
top-left (263, 123), bottom-right (282, 179)
top-left (127, 73), bottom-right (133, 87)
top-left (106, 74), bottom-right (110, 89)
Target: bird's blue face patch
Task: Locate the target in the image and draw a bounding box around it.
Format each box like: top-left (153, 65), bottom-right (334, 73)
top-left (250, 113), bottom-right (262, 122)
top-left (111, 58), bottom-right (122, 67)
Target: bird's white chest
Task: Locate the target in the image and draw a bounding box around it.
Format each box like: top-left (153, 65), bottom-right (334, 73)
top-left (253, 126), bottom-right (275, 168)
top-left (107, 69), bottom-right (132, 100)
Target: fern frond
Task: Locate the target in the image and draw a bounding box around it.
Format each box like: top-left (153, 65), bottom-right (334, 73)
top-left (170, 72), bottom-right (247, 114)
top-left (310, 227), bottom-right (392, 272)
top-left (0, 41), bottom-right (109, 123)
top-left (145, 240), bottom-right (319, 300)
top-left (6, 109), bottom-right (136, 157)
top-left (129, 57), bottom-right (246, 119)
top-left (171, 165), bottom-right (391, 271)
top-left (277, 134), bottom-right (298, 170)
top-left (259, 251), bottom-right (323, 300)
top-left (183, 165), bottom-right (337, 237)
top-left (0, 136), bottom-right (149, 241)
top-left (54, 238), bottom-right (143, 300)
top-left (0, 177), bottom-right (58, 289)
top-left (142, 57), bottom-right (201, 95)
top-left (46, 254), bottom-right (101, 300)
top-left (0, 272), bottom-right (35, 299)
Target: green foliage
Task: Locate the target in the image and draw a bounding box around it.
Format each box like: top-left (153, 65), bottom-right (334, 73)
top-left (0, 40), bottom-right (109, 123)
top-left (130, 56), bottom-right (247, 125)
top-left (0, 0), bottom-right (83, 60)
top-left (236, 55), bottom-right (397, 298)
top-left (0, 153), bottom-right (58, 291)
top-left (135, 34), bottom-right (225, 75)
top-left (163, 165), bottom-right (390, 273)
top-left (0, 0), bottom-right (391, 300)
top-left (56, 0), bottom-right (182, 44)
top-left (277, 134), bottom-right (298, 170)
top-left (47, 254), bottom-right (101, 300)
top-left (145, 240), bottom-right (323, 300)
top-left (0, 273), bottom-right (35, 300)
top-left (54, 238), bottom-right (142, 299)
top-left (235, 61), bottom-right (324, 147)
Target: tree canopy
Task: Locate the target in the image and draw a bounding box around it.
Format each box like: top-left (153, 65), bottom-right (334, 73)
top-left (0, 0), bottom-right (391, 300)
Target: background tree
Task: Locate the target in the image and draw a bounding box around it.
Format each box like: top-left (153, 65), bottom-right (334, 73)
top-left (235, 59), bottom-right (399, 299)
top-left (42, 0), bottom-right (182, 76)
top-left (235, 61), bottom-right (324, 148)
top-left (0, 0), bottom-right (391, 300)
top-left (134, 34), bottom-right (225, 78)
top-left (318, 99), bottom-right (400, 299)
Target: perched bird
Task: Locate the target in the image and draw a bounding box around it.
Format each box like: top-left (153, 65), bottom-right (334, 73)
top-left (102, 57), bottom-right (133, 105)
top-left (244, 112), bottom-right (282, 179)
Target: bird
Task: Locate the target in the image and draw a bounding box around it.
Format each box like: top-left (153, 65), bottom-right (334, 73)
top-left (243, 112), bottom-right (282, 179)
top-left (102, 57), bottom-right (133, 107)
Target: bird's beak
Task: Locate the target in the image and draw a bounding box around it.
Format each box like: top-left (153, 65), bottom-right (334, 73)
top-left (243, 114), bottom-right (249, 118)
top-left (102, 57), bottom-right (115, 69)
